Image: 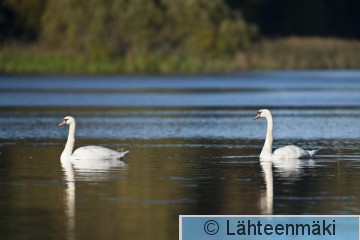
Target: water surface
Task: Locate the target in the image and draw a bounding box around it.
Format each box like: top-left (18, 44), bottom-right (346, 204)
top-left (0, 71), bottom-right (360, 240)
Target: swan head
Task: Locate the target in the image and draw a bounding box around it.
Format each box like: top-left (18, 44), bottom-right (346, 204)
top-left (253, 109), bottom-right (271, 120)
top-left (59, 116), bottom-right (75, 126)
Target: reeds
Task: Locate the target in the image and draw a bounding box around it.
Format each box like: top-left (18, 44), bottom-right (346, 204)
top-left (247, 37), bottom-right (360, 70)
top-left (1, 37), bottom-right (360, 74)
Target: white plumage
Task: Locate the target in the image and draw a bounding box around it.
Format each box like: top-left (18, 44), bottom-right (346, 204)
top-left (72, 146), bottom-right (128, 161)
top-left (253, 109), bottom-right (318, 160)
top-left (59, 116), bottom-right (129, 169)
top-left (273, 145), bottom-right (317, 159)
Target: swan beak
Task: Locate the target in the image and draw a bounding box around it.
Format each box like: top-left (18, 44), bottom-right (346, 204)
top-left (58, 120), bottom-right (66, 126)
top-left (253, 113), bottom-right (261, 120)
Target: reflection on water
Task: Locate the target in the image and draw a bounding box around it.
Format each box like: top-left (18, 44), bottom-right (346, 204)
top-left (260, 157), bottom-right (318, 215)
top-left (1, 139), bottom-right (359, 240)
top-left (260, 160), bottom-right (273, 215)
top-left (61, 159), bottom-right (128, 240)
top-left (62, 161), bottom-right (75, 240)
top-left (0, 71), bottom-right (360, 240)
top-left (272, 158), bottom-right (316, 178)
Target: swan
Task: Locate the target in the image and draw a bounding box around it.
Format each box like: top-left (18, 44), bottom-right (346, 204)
top-left (59, 116), bottom-right (129, 168)
top-left (253, 109), bottom-right (318, 160)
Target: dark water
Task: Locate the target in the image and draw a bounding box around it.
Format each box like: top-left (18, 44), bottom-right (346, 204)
top-left (0, 71), bottom-right (360, 240)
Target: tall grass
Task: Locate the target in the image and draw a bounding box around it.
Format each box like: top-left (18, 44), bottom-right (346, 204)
top-left (1, 37), bottom-right (360, 74)
top-left (0, 46), bottom-right (121, 74)
top-left (0, 46), bottom-right (236, 74)
top-left (247, 37), bottom-right (360, 70)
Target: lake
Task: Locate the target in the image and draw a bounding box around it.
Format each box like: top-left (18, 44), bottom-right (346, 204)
top-left (0, 71), bottom-right (360, 240)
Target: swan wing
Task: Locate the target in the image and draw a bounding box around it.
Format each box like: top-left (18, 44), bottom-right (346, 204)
top-left (72, 146), bottom-right (129, 161)
top-left (70, 146), bottom-right (129, 170)
top-left (273, 145), bottom-right (311, 159)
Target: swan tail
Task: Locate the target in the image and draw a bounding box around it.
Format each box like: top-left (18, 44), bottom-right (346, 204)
top-left (307, 149), bottom-right (319, 158)
top-left (118, 150), bottom-right (130, 159)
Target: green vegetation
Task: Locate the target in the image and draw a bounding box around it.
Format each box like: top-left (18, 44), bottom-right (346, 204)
top-left (247, 37), bottom-right (360, 70)
top-left (40, 0), bottom-right (256, 58)
top-left (0, 45), bottom-right (238, 74)
top-left (2, 37), bottom-right (360, 74)
top-left (1, 0), bottom-right (360, 74)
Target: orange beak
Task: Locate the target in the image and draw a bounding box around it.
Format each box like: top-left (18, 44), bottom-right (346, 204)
top-left (253, 113), bottom-right (261, 120)
top-left (58, 120), bottom-right (66, 126)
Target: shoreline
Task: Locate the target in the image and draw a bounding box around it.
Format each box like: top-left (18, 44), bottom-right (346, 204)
top-left (1, 37), bottom-right (360, 75)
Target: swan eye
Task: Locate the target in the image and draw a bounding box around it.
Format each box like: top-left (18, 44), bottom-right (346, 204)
top-left (64, 118), bottom-right (68, 122)
top-left (257, 111), bottom-right (262, 115)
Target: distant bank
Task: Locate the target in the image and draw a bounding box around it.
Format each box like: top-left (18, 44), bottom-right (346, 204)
top-left (1, 37), bottom-right (360, 75)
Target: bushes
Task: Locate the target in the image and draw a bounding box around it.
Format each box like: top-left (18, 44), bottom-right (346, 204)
top-left (39, 0), bottom-right (256, 60)
top-left (1, 1), bottom-right (360, 74)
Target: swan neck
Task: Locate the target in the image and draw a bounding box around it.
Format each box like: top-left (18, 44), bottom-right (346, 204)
top-left (261, 114), bottom-right (273, 158)
top-left (61, 123), bottom-right (76, 160)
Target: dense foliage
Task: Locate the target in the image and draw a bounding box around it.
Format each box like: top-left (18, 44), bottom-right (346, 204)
top-left (1, 0), bottom-right (359, 73)
top-left (1, 0), bottom-right (256, 59)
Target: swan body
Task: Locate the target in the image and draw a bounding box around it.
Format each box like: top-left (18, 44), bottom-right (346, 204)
top-left (59, 116), bottom-right (129, 168)
top-left (273, 145), bottom-right (317, 159)
top-left (253, 109), bottom-right (318, 160)
top-left (72, 146), bottom-right (128, 161)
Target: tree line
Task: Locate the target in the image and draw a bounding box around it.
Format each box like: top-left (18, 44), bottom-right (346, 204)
top-left (0, 0), bottom-right (257, 59)
top-left (2, 0), bottom-right (359, 58)
top-left (1, 0), bottom-right (359, 74)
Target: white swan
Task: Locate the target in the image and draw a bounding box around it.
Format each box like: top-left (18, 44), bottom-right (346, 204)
top-left (253, 109), bottom-right (318, 160)
top-left (59, 116), bottom-right (129, 168)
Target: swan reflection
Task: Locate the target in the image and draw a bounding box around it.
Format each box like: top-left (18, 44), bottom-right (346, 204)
top-left (62, 161), bottom-right (75, 240)
top-left (260, 160), bottom-right (273, 215)
top-left (273, 158), bottom-right (315, 178)
top-left (259, 158), bottom-right (315, 214)
top-left (61, 160), bottom-right (127, 240)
